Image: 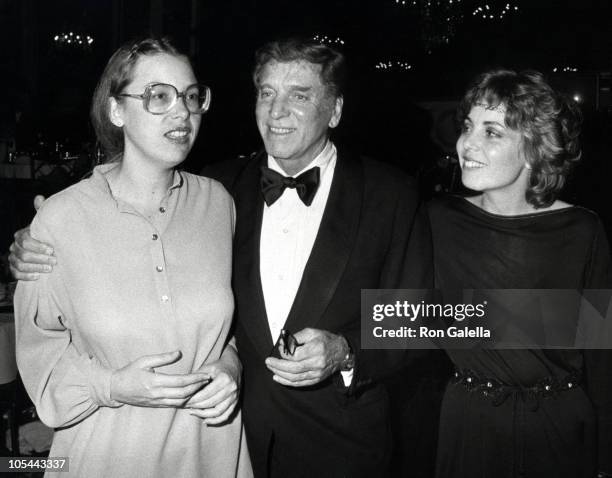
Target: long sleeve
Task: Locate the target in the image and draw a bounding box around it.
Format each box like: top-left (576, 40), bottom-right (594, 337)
top-left (582, 219), bottom-right (612, 473)
top-left (14, 213), bottom-right (122, 429)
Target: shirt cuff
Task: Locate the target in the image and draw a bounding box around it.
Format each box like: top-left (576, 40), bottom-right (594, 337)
top-left (340, 369), bottom-right (354, 387)
top-left (87, 358), bottom-right (123, 408)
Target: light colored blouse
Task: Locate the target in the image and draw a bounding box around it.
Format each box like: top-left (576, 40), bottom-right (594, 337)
top-left (15, 163), bottom-right (252, 477)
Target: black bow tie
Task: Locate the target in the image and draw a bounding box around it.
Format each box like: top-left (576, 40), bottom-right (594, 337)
top-left (260, 166), bottom-right (321, 207)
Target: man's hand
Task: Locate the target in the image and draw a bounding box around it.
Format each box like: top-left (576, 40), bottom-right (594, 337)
top-left (9, 227), bottom-right (56, 280)
top-left (265, 328), bottom-right (350, 387)
top-left (110, 351), bottom-right (211, 407)
top-left (8, 195), bottom-right (54, 281)
top-left (185, 345), bottom-right (241, 425)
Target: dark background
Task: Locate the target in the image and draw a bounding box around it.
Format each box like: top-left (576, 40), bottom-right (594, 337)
top-left (1, 0), bottom-right (611, 245)
top-left (1, 2), bottom-right (611, 473)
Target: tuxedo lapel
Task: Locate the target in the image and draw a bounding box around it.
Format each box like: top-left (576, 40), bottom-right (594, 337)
top-left (232, 152), bottom-right (275, 358)
top-left (283, 149), bottom-right (363, 333)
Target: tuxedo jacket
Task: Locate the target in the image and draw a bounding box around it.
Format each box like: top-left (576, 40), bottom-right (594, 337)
top-left (204, 147), bottom-right (433, 478)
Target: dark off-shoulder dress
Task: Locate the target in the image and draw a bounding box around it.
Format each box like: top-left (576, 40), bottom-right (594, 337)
top-left (428, 195), bottom-right (612, 478)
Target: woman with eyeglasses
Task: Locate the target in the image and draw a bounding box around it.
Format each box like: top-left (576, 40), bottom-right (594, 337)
top-left (14, 38), bottom-right (252, 477)
top-left (429, 70), bottom-right (612, 477)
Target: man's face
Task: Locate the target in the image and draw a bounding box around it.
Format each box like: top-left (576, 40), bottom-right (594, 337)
top-left (255, 60), bottom-right (343, 176)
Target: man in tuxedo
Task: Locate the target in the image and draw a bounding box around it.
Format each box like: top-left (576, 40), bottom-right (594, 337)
top-left (203, 38), bottom-right (432, 477)
top-left (10, 38), bottom-right (432, 477)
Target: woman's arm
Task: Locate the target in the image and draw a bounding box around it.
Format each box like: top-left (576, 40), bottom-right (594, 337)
top-left (15, 214), bottom-right (210, 428)
top-left (185, 337), bottom-right (242, 425)
top-left (15, 257), bottom-right (122, 428)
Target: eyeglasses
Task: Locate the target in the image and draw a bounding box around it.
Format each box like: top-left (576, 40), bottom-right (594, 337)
top-left (115, 83), bottom-right (211, 115)
top-left (275, 329), bottom-right (303, 356)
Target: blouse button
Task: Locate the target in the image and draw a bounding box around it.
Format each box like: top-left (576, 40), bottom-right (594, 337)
top-left (156, 265), bottom-right (164, 272)
top-left (159, 207), bottom-right (166, 213)
top-left (152, 234), bottom-right (159, 240)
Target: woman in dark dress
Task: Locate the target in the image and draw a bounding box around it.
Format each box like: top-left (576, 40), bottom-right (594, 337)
top-left (428, 69), bottom-right (612, 478)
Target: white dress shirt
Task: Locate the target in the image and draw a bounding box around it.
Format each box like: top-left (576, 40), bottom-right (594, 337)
top-left (260, 141), bottom-right (353, 385)
top-left (260, 140), bottom-right (337, 342)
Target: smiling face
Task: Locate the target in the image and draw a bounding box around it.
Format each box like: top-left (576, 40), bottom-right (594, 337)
top-left (457, 104), bottom-right (531, 200)
top-left (109, 53), bottom-right (201, 169)
top-left (255, 60), bottom-right (343, 175)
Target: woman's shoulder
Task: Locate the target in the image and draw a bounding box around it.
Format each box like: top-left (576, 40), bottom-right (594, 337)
top-left (562, 204), bottom-right (607, 238)
top-left (181, 170), bottom-right (231, 191)
top-left (549, 201), bottom-right (604, 228)
top-left (31, 177), bottom-right (101, 238)
top-left (428, 195), bottom-right (599, 221)
top-left (40, 176), bottom-right (98, 212)
top-left (179, 171), bottom-right (234, 205)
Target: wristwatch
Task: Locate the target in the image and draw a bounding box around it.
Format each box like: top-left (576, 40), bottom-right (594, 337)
top-left (340, 338), bottom-right (355, 371)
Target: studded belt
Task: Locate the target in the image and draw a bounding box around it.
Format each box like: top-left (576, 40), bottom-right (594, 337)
top-left (451, 368), bottom-right (583, 475)
top-left (452, 368), bottom-right (581, 407)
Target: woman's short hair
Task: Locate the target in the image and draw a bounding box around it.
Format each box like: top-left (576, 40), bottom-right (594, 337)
top-left (457, 69), bottom-right (582, 208)
top-left (252, 37), bottom-right (347, 99)
top-left (90, 37), bottom-right (188, 161)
